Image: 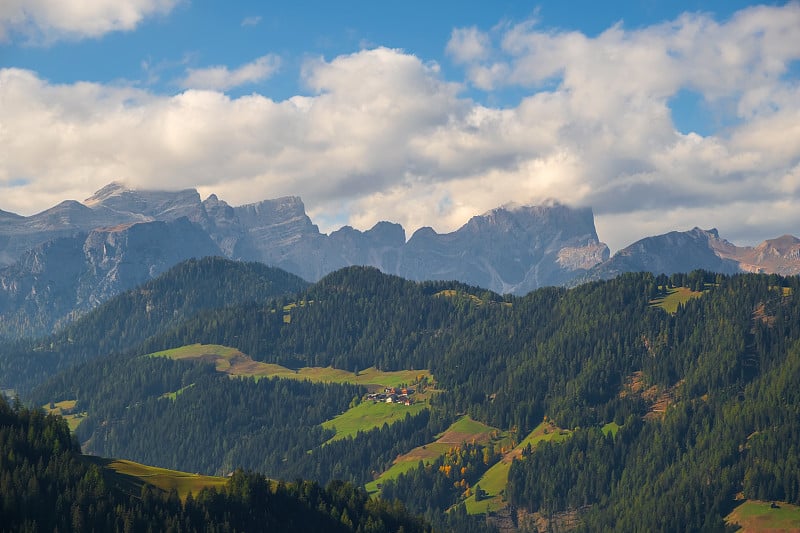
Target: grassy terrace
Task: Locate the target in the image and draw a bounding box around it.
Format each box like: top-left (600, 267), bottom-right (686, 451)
top-left (725, 500), bottom-right (800, 532)
top-left (43, 399), bottom-right (87, 432)
top-left (322, 400), bottom-right (428, 442)
top-left (86, 456), bottom-right (227, 501)
top-left (149, 343), bottom-right (431, 388)
top-left (649, 286), bottom-right (704, 314)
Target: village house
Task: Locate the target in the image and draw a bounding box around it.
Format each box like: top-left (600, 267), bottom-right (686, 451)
top-left (366, 387), bottom-right (415, 405)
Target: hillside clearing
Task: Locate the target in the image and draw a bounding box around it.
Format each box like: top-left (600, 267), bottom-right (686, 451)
top-left (649, 286), bottom-right (703, 314)
top-left (464, 421), bottom-right (571, 515)
top-left (159, 384), bottom-right (195, 401)
top-left (725, 500), bottom-right (800, 532)
top-left (620, 371), bottom-right (682, 420)
top-left (149, 343), bottom-right (431, 388)
top-left (435, 289), bottom-right (512, 308)
top-left (43, 399), bottom-right (87, 432)
top-left (601, 421), bottom-right (621, 436)
top-left (322, 400), bottom-right (427, 442)
top-left (86, 457), bottom-right (227, 501)
top-left (365, 415), bottom-right (505, 494)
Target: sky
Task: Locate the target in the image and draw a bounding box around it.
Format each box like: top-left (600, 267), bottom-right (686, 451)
top-left (1, 1), bottom-right (799, 252)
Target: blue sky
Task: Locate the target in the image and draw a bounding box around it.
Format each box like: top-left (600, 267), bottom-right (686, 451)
top-left (4, 1), bottom-right (775, 103)
top-left (1, 1), bottom-right (799, 251)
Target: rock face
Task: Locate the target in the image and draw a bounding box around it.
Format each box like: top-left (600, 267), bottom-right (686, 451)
top-left (393, 204), bottom-right (609, 294)
top-left (713, 234), bottom-right (800, 275)
top-left (0, 217), bottom-right (221, 337)
top-left (584, 228), bottom-right (742, 281)
top-left (0, 183), bottom-right (208, 269)
top-left (231, 196), bottom-right (326, 279)
top-left (79, 218), bottom-right (222, 309)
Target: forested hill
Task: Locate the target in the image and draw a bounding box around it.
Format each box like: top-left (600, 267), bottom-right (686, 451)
top-left (0, 395), bottom-right (431, 533)
top-left (139, 266), bottom-right (514, 373)
top-left (14, 265), bottom-right (800, 531)
top-left (0, 256), bottom-right (308, 393)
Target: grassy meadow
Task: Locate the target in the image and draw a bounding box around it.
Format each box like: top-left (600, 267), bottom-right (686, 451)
top-left (322, 400), bottom-right (428, 442)
top-left (43, 399), bottom-right (87, 432)
top-left (649, 286), bottom-right (704, 314)
top-left (149, 343), bottom-right (431, 389)
top-left (725, 500), bottom-right (800, 532)
top-left (86, 456), bottom-right (227, 501)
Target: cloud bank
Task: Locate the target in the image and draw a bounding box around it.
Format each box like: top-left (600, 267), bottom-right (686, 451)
top-left (0, 0), bottom-right (180, 44)
top-left (1, 4), bottom-right (799, 252)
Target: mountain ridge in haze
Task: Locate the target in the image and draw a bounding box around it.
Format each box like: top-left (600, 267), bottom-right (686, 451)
top-left (0, 182), bottom-right (797, 338)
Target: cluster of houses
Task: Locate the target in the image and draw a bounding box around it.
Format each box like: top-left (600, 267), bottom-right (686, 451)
top-left (366, 386), bottom-right (416, 406)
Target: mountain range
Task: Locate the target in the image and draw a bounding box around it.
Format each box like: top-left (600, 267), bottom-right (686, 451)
top-left (0, 181), bottom-right (797, 338)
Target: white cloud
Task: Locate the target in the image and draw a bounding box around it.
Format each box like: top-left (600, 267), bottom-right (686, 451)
top-left (1, 5), bottom-right (800, 253)
top-left (446, 27), bottom-right (490, 64)
top-left (180, 55), bottom-right (281, 91)
top-left (0, 0), bottom-right (180, 44)
top-left (241, 15), bottom-right (261, 27)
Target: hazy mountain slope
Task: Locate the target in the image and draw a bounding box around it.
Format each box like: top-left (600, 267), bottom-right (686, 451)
top-left (0, 257), bottom-right (308, 393)
top-left (0, 218), bottom-right (222, 338)
top-left (580, 227), bottom-right (800, 284)
top-left (395, 204), bottom-right (609, 294)
top-left (579, 227), bottom-right (742, 283)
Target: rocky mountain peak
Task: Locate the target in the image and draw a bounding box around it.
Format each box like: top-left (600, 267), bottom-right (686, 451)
top-left (758, 235), bottom-right (800, 254)
top-left (83, 181), bottom-right (130, 206)
top-left (83, 182), bottom-right (203, 222)
top-left (365, 221), bottom-right (406, 246)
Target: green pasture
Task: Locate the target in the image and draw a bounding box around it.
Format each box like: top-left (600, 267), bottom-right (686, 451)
top-left (86, 456), bottom-right (227, 501)
top-left (725, 500), bottom-right (800, 532)
top-left (43, 399), bottom-right (87, 432)
top-left (444, 415), bottom-right (499, 439)
top-left (322, 400), bottom-right (427, 442)
top-left (149, 343), bottom-right (432, 388)
top-left (283, 366), bottom-right (430, 389)
top-left (649, 286), bottom-right (704, 314)
top-left (364, 456), bottom-right (435, 494)
top-left (602, 421), bottom-right (621, 437)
